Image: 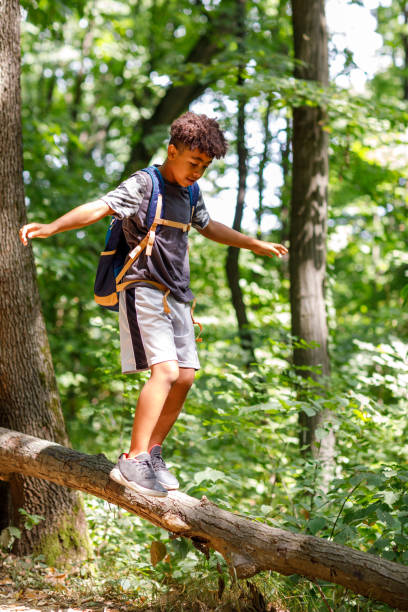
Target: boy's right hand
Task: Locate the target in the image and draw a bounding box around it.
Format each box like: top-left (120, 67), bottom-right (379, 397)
top-left (19, 223), bottom-right (54, 246)
top-left (19, 200), bottom-right (113, 246)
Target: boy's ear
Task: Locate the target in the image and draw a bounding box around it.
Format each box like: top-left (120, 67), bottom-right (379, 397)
top-left (167, 144), bottom-right (178, 160)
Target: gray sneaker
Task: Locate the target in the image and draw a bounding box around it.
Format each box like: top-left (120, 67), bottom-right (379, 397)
top-left (110, 452), bottom-right (168, 497)
top-left (150, 445), bottom-right (179, 490)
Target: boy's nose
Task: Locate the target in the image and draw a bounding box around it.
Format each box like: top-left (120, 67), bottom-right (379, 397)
top-left (194, 168), bottom-right (204, 179)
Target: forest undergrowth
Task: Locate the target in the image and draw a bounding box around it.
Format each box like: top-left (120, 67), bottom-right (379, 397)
top-left (2, 0), bottom-right (408, 608)
top-left (2, 312), bottom-right (406, 612)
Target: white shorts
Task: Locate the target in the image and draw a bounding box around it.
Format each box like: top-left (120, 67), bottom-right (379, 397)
top-left (118, 284), bottom-right (200, 373)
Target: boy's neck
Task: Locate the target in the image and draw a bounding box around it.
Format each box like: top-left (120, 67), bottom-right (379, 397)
top-left (158, 160), bottom-right (176, 184)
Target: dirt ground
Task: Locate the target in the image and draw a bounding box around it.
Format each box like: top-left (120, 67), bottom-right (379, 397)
top-left (0, 558), bottom-right (149, 612)
top-left (0, 575), bottom-right (140, 612)
top-left (0, 552), bottom-right (281, 612)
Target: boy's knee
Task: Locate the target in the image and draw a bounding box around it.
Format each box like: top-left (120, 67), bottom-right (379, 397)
top-left (152, 361), bottom-right (180, 385)
top-left (177, 368), bottom-right (195, 390)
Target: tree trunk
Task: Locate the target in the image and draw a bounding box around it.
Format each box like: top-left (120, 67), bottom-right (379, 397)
top-left (402, 2), bottom-right (408, 100)
top-left (0, 0), bottom-right (89, 564)
top-left (122, 1), bottom-right (237, 176)
top-left (256, 96), bottom-right (273, 239)
top-left (279, 113), bottom-right (291, 245)
top-left (1, 428), bottom-right (408, 611)
top-left (225, 0), bottom-right (257, 365)
top-left (290, 0), bottom-right (335, 471)
top-left (66, 28), bottom-right (94, 168)
top-left (225, 104), bottom-right (256, 364)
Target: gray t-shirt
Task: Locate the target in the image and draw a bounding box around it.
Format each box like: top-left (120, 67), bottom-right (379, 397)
top-left (100, 169), bottom-right (210, 303)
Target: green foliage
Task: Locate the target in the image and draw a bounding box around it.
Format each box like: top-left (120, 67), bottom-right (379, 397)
top-left (14, 0), bottom-right (408, 608)
top-left (369, 0), bottom-right (408, 102)
top-left (18, 508), bottom-right (45, 531)
top-left (71, 341), bottom-right (405, 610)
top-left (0, 527), bottom-right (22, 551)
top-left (0, 510), bottom-right (44, 551)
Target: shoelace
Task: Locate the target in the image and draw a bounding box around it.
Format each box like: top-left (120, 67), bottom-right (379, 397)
top-left (131, 457), bottom-right (155, 478)
top-left (151, 453), bottom-right (166, 470)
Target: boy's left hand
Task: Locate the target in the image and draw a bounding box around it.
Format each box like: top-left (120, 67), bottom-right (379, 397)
top-left (251, 240), bottom-right (288, 258)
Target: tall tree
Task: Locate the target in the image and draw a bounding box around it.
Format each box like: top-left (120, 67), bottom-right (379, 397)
top-left (289, 0), bottom-right (334, 466)
top-left (123, 3), bottom-right (236, 176)
top-left (0, 0), bottom-right (88, 562)
top-left (225, 0), bottom-right (257, 365)
top-left (374, 0), bottom-right (408, 101)
top-left (403, 2), bottom-right (408, 100)
top-left (256, 96), bottom-right (273, 240)
top-left (279, 113), bottom-right (292, 245)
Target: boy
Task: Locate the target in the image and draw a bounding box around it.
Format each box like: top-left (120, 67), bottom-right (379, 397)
top-left (20, 112), bottom-right (288, 498)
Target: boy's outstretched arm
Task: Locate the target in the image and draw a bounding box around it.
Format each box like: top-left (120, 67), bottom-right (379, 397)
top-left (198, 219), bottom-right (288, 258)
top-left (19, 199), bottom-right (114, 246)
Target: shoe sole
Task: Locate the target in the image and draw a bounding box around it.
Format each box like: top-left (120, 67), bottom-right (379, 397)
top-left (151, 467), bottom-right (180, 490)
top-left (110, 467), bottom-right (168, 497)
top-left (157, 478), bottom-right (180, 491)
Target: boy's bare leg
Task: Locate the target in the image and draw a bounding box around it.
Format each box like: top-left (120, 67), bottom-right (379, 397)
top-left (128, 360), bottom-right (180, 458)
top-left (148, 367), bottom-right (195, 449)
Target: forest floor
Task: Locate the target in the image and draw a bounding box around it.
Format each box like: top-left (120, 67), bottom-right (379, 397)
top-left (0, 553), bottom-right (283, 612)
top-left (0, 568), bottom-right (144, 612)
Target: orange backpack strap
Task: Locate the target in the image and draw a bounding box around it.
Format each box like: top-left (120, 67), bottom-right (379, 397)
top-left (146, 195), bottom-right (193, 255)
top-left (115, 233), bottom-right (150, 283)
top-left (116, 278), bottom-right (171, 314)
top-left (146, 194), bottom-right (163, 256)
top-left (190, 298), bottom-right (203, 343)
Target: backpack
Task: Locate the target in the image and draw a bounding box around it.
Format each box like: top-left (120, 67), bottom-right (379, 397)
top-left (94, 165), bottom-right (200, 312)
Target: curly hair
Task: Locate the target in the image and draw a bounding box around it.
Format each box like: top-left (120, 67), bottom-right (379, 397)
top-left (169, 112), bottom-right (228, 159)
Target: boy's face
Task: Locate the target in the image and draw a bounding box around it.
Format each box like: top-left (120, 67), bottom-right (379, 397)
top-left (164, 145), bottom-right (212, 187)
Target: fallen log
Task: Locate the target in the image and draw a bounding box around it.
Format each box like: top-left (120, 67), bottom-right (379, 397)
top-left (0, 427), bottom-right (407, 610)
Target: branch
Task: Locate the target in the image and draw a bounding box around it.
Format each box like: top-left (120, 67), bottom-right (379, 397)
top-left (0, 427), bottom-right (407, 610)
top-left (121, 4), bottom-right (236, 177)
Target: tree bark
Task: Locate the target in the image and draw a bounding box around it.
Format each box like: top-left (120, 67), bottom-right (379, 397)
top-left (401, 2), bottom-right (408, 100)
top-left (225, 0), bottom-right (257, 365)
top-left (225, 100), bottom-right (256, 364)
top-left (290, 0), bottom-right (334, 469)
top-left (66, 27), bottom-right (94, 168)
top-left (0, 0), bottom-right (89, 563)
top-left (0, 428), bottom-right (408, 611)
top-left (279, 113), bottom-right (291, 245)
top-left (256, 96), bottom-right (273, 239)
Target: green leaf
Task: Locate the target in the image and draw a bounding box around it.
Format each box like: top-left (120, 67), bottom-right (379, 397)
top-left (193, 468), bottom-right (226, 485)
top-left (8, 526), bottom-right (22, 539)
top-left (394, 534), bottom-right (408, 548)
top-left (307, 517), bottom-right (326, 535)
top-left (300, 404), bottom-right (317, 417)
top-left (383, 491), bottom-right (399, 508)
top-left (366, 473), bottom-right (386, 487)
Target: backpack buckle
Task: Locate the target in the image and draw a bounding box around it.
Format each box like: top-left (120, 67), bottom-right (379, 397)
top-left (146, 230), bottom-right (156, 256)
